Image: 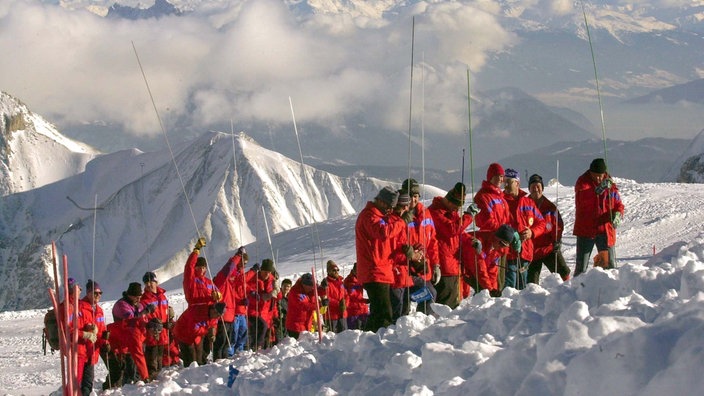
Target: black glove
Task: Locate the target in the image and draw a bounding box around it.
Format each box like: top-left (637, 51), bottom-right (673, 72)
top-left (240, 298), bottom-right (249, 306)
top-left (194, 237), bottom-right (206, 251)
top-left (237, 246), bottom-right (246, 255)
top-left (402, 244), bottom-right (414, 260)
top-left (143, 303), bottom-right (156, 314)
top-left (163, 321), bottom-right (173, 330)
top-left (320, 278), bottom-right (328, 289)
top-left (411, 260), bottom-right (425, 273)
top-left (401, 211), bottom-right (414, 224)
top-left (102, 330), bottom-right (110, 340)
top-left (147, 318), bottom-right (163, 333)
top-left (251, 263), bottom-right (260, 272)
top-left (249, 291), bottom-right (260, 301)
top-left (489, 289), bottom-right (502, 297)
top-left (321, 298), bottom-right (329, 307)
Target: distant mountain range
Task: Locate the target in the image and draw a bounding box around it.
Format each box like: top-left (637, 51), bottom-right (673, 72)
top-left (45, 0), bottom-right (704, 174)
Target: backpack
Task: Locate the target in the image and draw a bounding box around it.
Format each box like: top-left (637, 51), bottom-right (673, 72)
top-left (42, 309), bottom-right (60, 354)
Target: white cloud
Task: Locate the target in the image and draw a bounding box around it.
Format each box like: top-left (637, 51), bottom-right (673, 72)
top-left (0, 0), bottom-right (516, 137)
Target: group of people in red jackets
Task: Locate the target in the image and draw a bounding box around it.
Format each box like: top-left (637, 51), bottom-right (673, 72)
top-left (355, 158), bottom-right (625, 332)
top-left (61, 157), bottom-right (623, 394)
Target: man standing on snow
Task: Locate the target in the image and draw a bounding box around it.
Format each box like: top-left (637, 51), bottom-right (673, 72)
top-left (573, 158), bottom-right (625, 276)
top-left (355, 186), bottom-right (407, 332)
top-left (502, 169), bottom-right (546, 290)
top-left (473, 163), bottom-right (511, 290)
top-left (399, 178), bottom-right (439, 314)
top-left (427, 182), bottom-right (477, 308)
top-left (526, 174), bottom-right (571, 284)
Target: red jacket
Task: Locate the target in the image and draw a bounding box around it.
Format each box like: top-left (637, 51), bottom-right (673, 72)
top-left (460, 232), bottom-right (494, 292)
top-left (474, 180), bottom-right (511, 232)
top-left (532, 196), bottom-right (563, 260)
top-left (504, 190), bottom-right (546, 263)
top-left (573, 171), bottom-right (625, 246)
top-left (389, 221), bottom-right (414, 289)
top-left (78, 297), bottom-right (107, 364)
top-left (405, 202), bottom-right (439, 281)
top-left (214, 254), bottom-right (247, 322)
top-left (173, 305), bottom-right (217, 345)
top-left (343, 272), bottom-right (369, 317)
top-left (355, 201), bottom-right (406, 284)
top-left (246, 269), bottom-right (276, 325)
top-left (141, 286), bottom-right (170, 346)
top-left (427, 196), bottom-right (474, 276)
top-left (285, 279), bottom-right (319, 333)
top-left (320, 275), bottom-right (349, 320)
top-left (183, 251), bottom-right (218, 306)
top-left (110, 297), bottom-right (148, 357)
top-left (407, 203), bottom-right (439, 264)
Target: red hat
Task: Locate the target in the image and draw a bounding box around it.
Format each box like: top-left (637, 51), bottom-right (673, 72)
top-left (487, 163), bottom-right (505, 181)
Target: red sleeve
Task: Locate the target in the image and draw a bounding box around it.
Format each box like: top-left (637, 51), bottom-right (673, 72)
top-left (184, 251), bottom-right (199, 302)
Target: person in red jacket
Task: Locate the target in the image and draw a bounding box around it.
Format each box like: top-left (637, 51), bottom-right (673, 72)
top-left (526, 174), bottom-right (571, 283)
top-left (213, 246), bottom-right (248, 359)
top-left (110, 282), bottom-right (155, 385)
top-left (355, 186), bottom-right (407, 332)
top-left (285, 273), bottom-right (320, 339)
top-left (246, 258), bottom-right (277, 350)
top-left (343, 263), bottom-right (369, 330)
top-left (140, 271), bottom-right (170, 380)
top-left (76, 279), bottom-right (106, 396)
top-left (462, 225), bottom-right (515, 296)
top-left (173, 302), bottom-right (224, 367)
top-left (427, 182), bottom-right (477, 309)
top-left (184, 237), bottom-right (221, 307)
top-left (162, 306), bottom-right (180, 368)
top-left (503, 168), bottom-right (546, 290)
top-left (389, 192), bottom-right (420, 321)
top-left (573, 158), bottom-right (625, 276)
top-left (400, 178), bottom-right (439, 315)
top-left (320, 260), bottom-right (350, 333)
top-left (474, 163), bottom-right (511, 289)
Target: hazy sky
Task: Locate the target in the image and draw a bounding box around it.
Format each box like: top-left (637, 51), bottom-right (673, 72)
top-left (0, 0), bottom-right (524, 139)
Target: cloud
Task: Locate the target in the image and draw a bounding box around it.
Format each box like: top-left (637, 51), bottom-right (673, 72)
top-left (0, 0), bottom-right (516, 138)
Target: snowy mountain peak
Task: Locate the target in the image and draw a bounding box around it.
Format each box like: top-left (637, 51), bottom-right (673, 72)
top-left (0, 129), bottom-right (393, 311)
top-left (0, 91), bottom-right (99, 196)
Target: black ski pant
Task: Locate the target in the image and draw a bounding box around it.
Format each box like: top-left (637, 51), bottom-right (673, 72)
top-left (145, 344), bottom-right (164, 380)
top-left (212, 320), bottom-right (233, 360)
top-left (363, 282), bottom-right (392, 333)
top-left (527, 250), bottom-right (571, 284)
top-left (435, 275), bottom-right (460, 309)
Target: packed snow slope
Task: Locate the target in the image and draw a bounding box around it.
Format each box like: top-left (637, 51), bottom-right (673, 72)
top-left (1, 177), bottom-right (704, 395)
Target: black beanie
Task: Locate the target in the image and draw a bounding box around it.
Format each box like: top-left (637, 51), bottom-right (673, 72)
top-left (495, 224), bottom-right (515, 244)
top-left (528, 174), bottom-right (543, 188)
top-left (401, 178), bottom-right (420, 195)
top-left (589, 158), bottom-right (607, 174)
top-left (445, 182), bottom-right (466, 206)
top-left (126, 282), bottom-right (143, 297)
top-left (261, 258), bottom-right (275, 272)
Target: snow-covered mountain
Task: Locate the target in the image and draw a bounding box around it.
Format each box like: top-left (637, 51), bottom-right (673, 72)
top-left (0, 130), bottom-right (441, 311)
top-left (0, 91), bottom-right (99, 196)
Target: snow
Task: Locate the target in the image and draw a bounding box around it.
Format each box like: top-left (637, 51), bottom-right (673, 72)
top-left (2, 177), bottom-right (704, 395)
